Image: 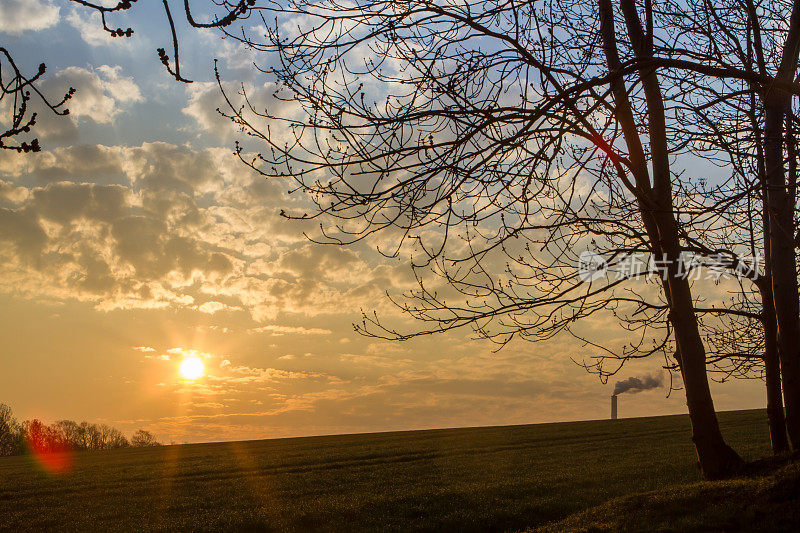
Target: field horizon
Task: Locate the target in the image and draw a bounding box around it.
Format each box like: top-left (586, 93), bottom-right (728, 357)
top-left (1, 408), bottom-right (781, 531)
top-left (153, 406), bottom-right (741, 447)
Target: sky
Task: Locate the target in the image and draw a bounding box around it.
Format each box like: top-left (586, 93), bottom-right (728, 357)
top-left (0, 0), bottom-right (769, 444)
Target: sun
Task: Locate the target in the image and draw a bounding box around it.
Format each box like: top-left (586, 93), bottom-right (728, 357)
top-left (179, 356), bottom-right (205, 380)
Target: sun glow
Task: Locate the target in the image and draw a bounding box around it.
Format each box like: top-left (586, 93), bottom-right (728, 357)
top-left (179, 356), bottom-right (205, 380)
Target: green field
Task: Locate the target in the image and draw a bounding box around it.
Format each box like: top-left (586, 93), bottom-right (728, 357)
top-left (0, 410), bottom-right (782, 531)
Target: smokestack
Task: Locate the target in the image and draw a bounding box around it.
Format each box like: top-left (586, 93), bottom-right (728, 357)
top-left (610, 373), bottom-right (662, 420)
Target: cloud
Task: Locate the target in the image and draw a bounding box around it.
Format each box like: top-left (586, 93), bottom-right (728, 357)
top-left (210, 363), bottom-right (327, 385)
top-left (0, 179), bottom-right (29, 204)
top-left (167, 348), bottom-right (216, 358)
top-left (250, 325), bottom-right (332, 335)
top-left (182, 82), bottom-right (232, 138)
top-left (278, 245), bottom-right (362, 280)
top-left (198, 301), bottom-right (232, 314)
top-left (41, 65), bottom-right (142, 125)
top-left (132, 346), bottom-right (155, 352)
top-left (0, 148), bottom-right (233, 311)
top-left (0, 141), bottom-right (410, 322)
top-left (182, 80), bottom-right (302, 141)
top-left (17, 66), bottom-right (143, 146)
top-left (66, 7), bottom-right (135, 48)
top-left (0, 144), bottom-right (126, 184)
top-left (0, 207), bottom-right (48, 260)
top-left (123, 142), bottom-right (221, 195)
top-left (30, 181), bottom-right (130, 224)
top-left (0, 0), bottom-right (59, 35)
top-left (340, 353), bottom-right (413, 369)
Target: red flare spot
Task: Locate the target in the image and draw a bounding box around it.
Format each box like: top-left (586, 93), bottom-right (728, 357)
top-left (27, 438), bottom-right (74, 475)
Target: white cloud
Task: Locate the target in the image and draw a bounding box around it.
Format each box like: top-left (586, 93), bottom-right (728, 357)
top-left (0, 0), bottom-right (59, 35)
top-left (182, 82), bottom-right (233, 138)
top-left (95, 65), bottom-right (142, 103)
top-left (65, 3), bottom-right (138, 47)
top-left (198, 301), bottom-right (230, 314)
top-left (250, 325), bottom-right (332, 335)
top-left (183, 80), bottom-right (302, 141)
top-left (168, 348), bottom-right (218, 358)
top-left (66, 8), bottom-right (112, 47)
top-left (41, 65), bottom-right (142, 125)
top-left (133, 346), bottom-right (155, 352)
top-left (145, 354), bottom-right (171, 361)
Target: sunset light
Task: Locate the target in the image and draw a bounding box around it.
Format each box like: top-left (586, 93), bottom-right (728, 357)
top-left (179, 357), bottom-right (205, 381)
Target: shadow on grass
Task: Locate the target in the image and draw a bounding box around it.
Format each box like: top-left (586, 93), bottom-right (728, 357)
top-left (535, 457), bottom-right (800, 533)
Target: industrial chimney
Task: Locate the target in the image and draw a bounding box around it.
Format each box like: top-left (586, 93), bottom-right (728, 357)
top-left (611, 394), bottom-right (618, 420)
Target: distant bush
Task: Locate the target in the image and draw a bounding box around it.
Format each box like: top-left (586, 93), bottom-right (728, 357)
top-left (0, 404), bottom-right (22, 456)
top-left (130, 430), bottom-right (160, 447)
top-left (0, 403), bottom-right (159, 457)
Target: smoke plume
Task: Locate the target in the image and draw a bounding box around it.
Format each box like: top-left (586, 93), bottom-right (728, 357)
top-left (613, 374), bottom-right (662, 395)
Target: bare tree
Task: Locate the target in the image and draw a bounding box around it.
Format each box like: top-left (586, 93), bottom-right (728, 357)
top-left (207, 0), bottom-right (800, 477)
top-left (655, 0), bottom-right (800, 452)
top-left (674, 0), bottom-right (800, 451)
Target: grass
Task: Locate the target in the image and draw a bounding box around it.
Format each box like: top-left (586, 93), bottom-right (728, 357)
top-left (537, 459), bottom-right (800, 532)
top-left (0, 409), bottom-right (785, 531)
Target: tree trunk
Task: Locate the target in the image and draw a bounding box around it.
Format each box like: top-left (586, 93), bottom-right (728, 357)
top-left (657, 243), bottom-right (743, 478)
top-left (762, 0), bottom-right (800, 452)
top-left (598, 0), bottom-right (742, 478)
top-left (764, 97), bottom-right (800, 450)
top-left (757, 130), bottom-right (790, 455)
top-left (760, 282), bottom-right (790, 454)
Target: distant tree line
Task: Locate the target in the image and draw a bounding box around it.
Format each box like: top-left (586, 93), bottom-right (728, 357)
top-left (0, 404), bottom-right (159, 457)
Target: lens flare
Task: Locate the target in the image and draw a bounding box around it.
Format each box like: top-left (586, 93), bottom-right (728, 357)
top-left (179, 356), bottom-right (205, 380)
top-left (27, 438), bottom-right (73, 474)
